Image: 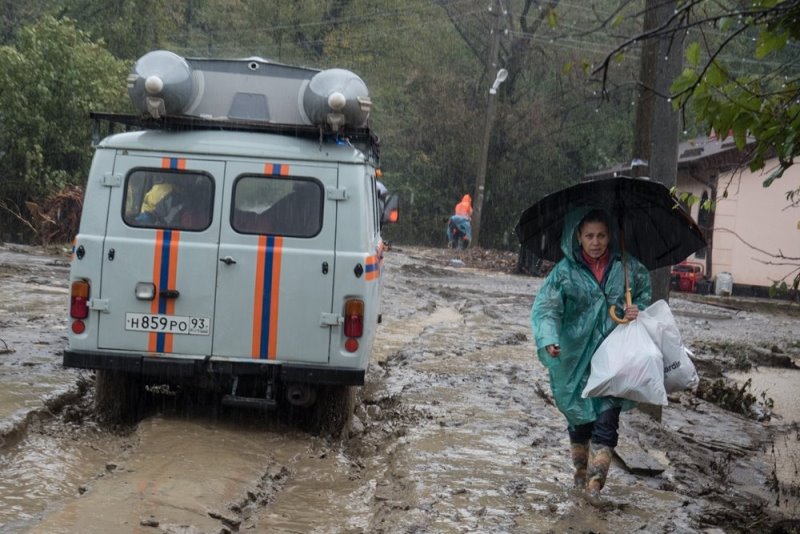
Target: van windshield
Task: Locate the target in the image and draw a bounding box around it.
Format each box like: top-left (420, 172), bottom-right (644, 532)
top-left (123, 170), bottom-right (214, 231)
top-left (232, 175), bottom-right (323, 238)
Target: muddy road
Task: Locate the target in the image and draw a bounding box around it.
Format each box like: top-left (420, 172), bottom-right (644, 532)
top-left (1, 243), bottom-right (799, 533)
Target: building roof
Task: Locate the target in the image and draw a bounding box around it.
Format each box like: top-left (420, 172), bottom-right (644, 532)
top-left (586, 135), bottom-right (756, 180)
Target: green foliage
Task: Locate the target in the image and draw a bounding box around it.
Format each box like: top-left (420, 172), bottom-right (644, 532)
top-left (0, 16), bottom-right (128, 206)
top-left (0, 0), bottom-right (54, 43)
top-left (0, 0), bottom-right (641, 248)
top-left (769, 272), bottom-right (800, 300)
top-left (57, 0), bottom-right (179, 60)
top-left (670, 0), bottom-right (800, 198)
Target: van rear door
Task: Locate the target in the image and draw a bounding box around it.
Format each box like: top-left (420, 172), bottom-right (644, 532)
top-left (97, 155), bottom-right (223, 357)
top-left (212, 161), bottom-right (337, 363)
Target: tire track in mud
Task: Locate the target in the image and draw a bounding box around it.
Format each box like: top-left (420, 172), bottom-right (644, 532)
top-left (352, 260), bottom-right (567, 532)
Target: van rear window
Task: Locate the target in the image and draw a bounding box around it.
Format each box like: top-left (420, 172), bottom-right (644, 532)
top-left (124, 170), bottom-right (214, 231)
top-left (232, 176), bottom-right (323, 237)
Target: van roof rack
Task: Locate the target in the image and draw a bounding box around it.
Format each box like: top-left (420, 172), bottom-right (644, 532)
top-left (89, 111), bottom-right (380, 161)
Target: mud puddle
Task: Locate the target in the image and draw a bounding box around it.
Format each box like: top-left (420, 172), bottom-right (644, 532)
top-left (0, 415), bottom-right (129, 531)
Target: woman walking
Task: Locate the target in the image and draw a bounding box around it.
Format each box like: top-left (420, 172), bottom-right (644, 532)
top-left (531, 208), bottom-right (651, 497)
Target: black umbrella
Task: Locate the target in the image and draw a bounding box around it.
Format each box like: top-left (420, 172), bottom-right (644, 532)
top-left (514, 176), bottom-right (707, 323)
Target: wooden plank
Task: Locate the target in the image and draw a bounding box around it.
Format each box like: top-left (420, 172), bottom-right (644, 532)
top-left (614, 441), bottom-right (666, 476)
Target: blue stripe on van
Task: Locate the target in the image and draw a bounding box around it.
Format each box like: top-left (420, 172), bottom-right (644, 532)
top-left (258, 235), bottom-right (276, 358)
top-left (155, 230), bottom-right (173, 352)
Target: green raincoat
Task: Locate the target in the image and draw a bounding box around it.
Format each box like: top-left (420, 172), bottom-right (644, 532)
top-left (531, 206), bottom-right (652, 427)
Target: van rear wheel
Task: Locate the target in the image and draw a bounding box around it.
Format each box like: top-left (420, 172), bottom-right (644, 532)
top-left (288, 385), bottom-right (354, 437)
top-left (95, 370), bottom-right (143, 426)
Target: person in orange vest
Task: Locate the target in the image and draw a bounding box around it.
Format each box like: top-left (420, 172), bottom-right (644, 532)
top-left (447, 194), bottom-right (473, 249)
top-left (454, 194), bottom-right (473, 218)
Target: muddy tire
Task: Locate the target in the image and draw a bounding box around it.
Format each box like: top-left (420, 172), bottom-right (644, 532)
top-left (289, 385), bottom-right (354, 437)
top-left (94, 370), bottom-right (143, 426)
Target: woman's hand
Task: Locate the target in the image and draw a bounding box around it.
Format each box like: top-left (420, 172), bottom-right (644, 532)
top-left (546, 344), bottom-right (561, 357)
top-left (624, 304), bottom-right (639, 321)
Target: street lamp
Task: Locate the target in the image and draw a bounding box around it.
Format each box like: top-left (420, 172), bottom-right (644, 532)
top-left (472, 68), bottom-right (508, 247)
top-left (489, 68), bottom-right (508, 95)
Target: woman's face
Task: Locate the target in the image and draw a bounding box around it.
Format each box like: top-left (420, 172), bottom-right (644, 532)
top-left (578, 220), bottom-right (610, 259)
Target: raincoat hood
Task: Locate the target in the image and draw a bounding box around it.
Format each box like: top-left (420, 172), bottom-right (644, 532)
top-left (462, 194), bottom-right (472, 205)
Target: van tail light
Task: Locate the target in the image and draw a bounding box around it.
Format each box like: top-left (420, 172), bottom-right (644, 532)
top-left (344, 299), bottom-right (364, 338)
top-left (70, 280), bottom-right (90, 319)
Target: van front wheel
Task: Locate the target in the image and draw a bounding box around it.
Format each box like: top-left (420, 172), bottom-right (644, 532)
top-left (94, 370), bottom-right (143, 426)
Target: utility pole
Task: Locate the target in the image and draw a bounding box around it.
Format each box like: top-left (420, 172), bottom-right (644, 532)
top-left (636, 0), bottom-right (683, 304)
top-left (471, 0), bottom-right (504, 248)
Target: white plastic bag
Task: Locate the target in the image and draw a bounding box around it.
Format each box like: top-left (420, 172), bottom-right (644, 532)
top-left (637, 300), bottom-right (699, 392)
top-left (582, 320), bottom-right (668, 405)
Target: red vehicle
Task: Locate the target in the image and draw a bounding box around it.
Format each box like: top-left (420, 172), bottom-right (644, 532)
top-left (671, 262), bottom-right (705, 293)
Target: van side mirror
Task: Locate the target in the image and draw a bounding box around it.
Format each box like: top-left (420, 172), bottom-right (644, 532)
top-left (380, 193), bottom-right (399, 226)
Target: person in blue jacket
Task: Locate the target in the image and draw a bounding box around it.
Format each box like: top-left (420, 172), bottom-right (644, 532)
top-left (531, 207), bottom-right (651, 497)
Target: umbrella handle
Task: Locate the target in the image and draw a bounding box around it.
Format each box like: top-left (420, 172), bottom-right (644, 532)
top-left (608, 288), bottom-right (633, 324)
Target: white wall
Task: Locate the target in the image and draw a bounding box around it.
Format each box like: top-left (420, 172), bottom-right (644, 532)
top-left (712, 162), bottom-right (800, 287)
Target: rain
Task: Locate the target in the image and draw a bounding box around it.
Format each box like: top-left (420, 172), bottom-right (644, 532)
top-left (1, 1), bottom-right (800, 533)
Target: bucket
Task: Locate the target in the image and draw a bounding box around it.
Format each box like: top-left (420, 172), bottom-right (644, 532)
top-left (715, 272), bottom-right (733, 296)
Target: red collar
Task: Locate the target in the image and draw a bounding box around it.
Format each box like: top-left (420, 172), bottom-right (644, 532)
top-left (581, 249), bottom-right (609, 282)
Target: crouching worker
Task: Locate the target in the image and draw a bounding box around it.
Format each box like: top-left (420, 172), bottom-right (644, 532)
top-left (530, 208), bottom-right (651, 498)
top-left (447, 194), bottom-right (473, 249)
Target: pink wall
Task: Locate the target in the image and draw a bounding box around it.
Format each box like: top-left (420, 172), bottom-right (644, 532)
top-left (712, 162), bottom-right (800, 287)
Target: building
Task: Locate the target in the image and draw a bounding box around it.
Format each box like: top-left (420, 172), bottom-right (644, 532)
top-left (587, 136), bottom-right (800, 296)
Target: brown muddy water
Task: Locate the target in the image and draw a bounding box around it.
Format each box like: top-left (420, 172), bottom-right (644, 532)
top-left (0, 243), bottom-right (799, 533)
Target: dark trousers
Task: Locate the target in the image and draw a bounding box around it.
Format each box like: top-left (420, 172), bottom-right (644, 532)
top-left (567, 407), bottom-right (621, 448)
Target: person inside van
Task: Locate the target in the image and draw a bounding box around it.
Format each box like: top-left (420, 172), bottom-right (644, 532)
top-left (137, 179), bottom-right (199, 228)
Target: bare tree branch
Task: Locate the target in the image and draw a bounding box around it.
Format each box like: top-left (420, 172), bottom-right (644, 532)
top-left (715, 228), bottom-right (800, 261)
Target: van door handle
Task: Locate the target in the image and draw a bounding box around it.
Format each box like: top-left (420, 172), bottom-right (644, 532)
top-left (219, 256), bottom-right (237, 265)
top-left (159, 289), bottom-right (180, 299)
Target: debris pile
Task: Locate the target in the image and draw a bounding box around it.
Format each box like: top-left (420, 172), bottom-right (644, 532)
top-left (25, 185), bottom-right (84, 245)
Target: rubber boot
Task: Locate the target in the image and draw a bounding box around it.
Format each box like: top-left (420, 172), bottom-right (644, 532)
top-left (586, 444), bottom-right (614, 496)
top-left (570, 441), bottom-right (590, 488)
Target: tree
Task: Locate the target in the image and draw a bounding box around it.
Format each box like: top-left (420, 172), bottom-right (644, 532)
top-left (0, 16), bottom-right (128, 233)
top-left (434, 0), bottom-right (642, 248)
top-left (0, 0), bottom-right (54, 44)
top-left (57, 0), bottom-right (178, 60)
top-left (595, 0), bottom-right (800, 199)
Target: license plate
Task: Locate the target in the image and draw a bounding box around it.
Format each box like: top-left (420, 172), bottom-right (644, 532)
top-left (125, 313), bottom-right (210, 335)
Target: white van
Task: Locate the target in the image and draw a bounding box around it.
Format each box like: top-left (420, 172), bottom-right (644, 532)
top-left (64, 51), bottom-right (398, 430)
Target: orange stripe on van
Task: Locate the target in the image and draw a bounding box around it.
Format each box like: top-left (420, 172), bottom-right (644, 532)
top-left (263, 163), bottom-right (290, 176)
top-left (147, 229), bottom-right (180, 353)
top-left (365, 255), bottom-right (380, 281)
top-left (267, 236), bottom-right (283, 359)
top-left (251, 235), bottom-right (267, 358)
top-left (364, 241), bottom-right (385, 282)
top-left (148, 230), bottom-right (165, 352)
top-left (161, 158), bottom-right (187, 170)
top-left (163, 231), bottom-right (180, 353)
top-left (251, 235), bottom-right (283, 359)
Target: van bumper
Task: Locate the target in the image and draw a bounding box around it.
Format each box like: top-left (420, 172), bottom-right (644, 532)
top-left (63, 349), bottom-right (365, 386)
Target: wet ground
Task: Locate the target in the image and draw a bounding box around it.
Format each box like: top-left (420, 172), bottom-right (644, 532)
top-left (0, 243), bottom-right (799, 533)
